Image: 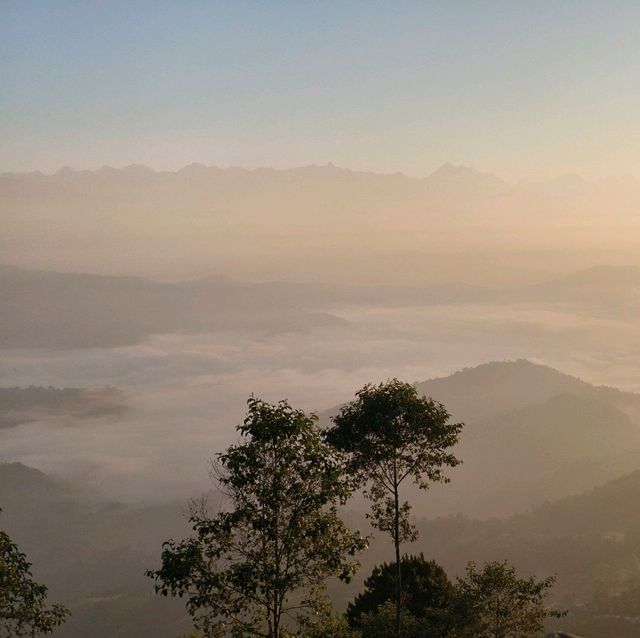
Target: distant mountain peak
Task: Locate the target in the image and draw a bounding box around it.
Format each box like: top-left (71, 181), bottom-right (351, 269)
top-left (178, 162), bottom-right (210, 174)
top-left (425, 358), bottom-right (560, 381)
top-left (121, 163), bottom-right (154, 174)
top-left (55, 165), bottom-right (77, 176)
top-left (414, 358), bottom-right (640, 426)
top-left (430, 163), bottom-right (475, 177)
top-left (554, 172), bottom-right (586, 184)
top-left (429, 163), bottom-right (501, 180)
top-left (425, 163), bottom-right (505, 193)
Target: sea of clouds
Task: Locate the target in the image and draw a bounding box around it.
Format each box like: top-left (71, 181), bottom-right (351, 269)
top-left (2, 301), bottom-right (639, 503)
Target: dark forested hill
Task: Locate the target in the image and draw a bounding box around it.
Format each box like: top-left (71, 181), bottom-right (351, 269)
top-left (511, 468), bottom-right (640, 536)
top-left (0, 462), bottom-right (192, 638)
top-left (411, 468), bottom-right (640, 637)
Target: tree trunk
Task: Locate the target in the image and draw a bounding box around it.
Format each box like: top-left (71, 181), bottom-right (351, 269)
top-left (394, 482), bottom-right (401, 638)
top-left (273, 439), bottom-right (280, 638)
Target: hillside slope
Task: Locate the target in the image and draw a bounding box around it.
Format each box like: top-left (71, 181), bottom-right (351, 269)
top-left (326, 360), bottom-right (640, 518)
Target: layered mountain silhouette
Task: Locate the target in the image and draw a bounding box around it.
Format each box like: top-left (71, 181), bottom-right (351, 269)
top-left (3, 263), bottom-right (640, 348)
top-left (324, 360), bottom-right (640, 519)
top-left (0, 462), bottom-right (191, 638)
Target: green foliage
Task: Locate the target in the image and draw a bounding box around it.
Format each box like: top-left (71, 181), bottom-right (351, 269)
top-left (358, 602), bottom-right (424, 638)
top-left (298, 613), bottom-right (358, 638)
top-left (328, 380), bottom-right (462, 535)
top-left (328, 379), bottom-right (462, 637)
top-left (452, 561), bottom-right (565, 638)
top-left (0, 511), bottom-right (69, 637)
top-left (147, 397), bottom-right (367, 638)
top-left (347, 554), bottom-right (454, 628)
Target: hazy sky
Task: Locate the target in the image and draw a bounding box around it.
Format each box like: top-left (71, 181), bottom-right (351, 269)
top-left (2, 1), bottom-right (640, 178)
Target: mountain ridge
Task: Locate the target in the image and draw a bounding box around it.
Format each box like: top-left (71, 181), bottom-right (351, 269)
top-left (3, 162), bottom-right (639, 187)
top-left (0, 162), bottom-right (503, 182)
top-left (416, 358), bottom-right (640, 424)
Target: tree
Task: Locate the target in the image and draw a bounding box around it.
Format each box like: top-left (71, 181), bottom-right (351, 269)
top-left (347, 554), bottom-right (454, 633)
top-left (327, 380), bottom-right (462, 638)
top-left (1, 511), bottom-right (69, 637)
top-left (453, 561), bottom-right (565, 638)
top-left (147, 397), bottom-right (367, 638)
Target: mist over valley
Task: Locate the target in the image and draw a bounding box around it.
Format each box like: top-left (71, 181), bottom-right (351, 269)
top-left (4, 4), bottom-right (640, 635)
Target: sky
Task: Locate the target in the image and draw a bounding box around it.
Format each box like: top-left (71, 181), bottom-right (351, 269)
top-left (2, 1), bottom-right (640, 178)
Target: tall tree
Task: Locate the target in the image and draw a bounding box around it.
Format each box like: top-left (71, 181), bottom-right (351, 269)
top-left (453, 561), bottom-right (565, 638)
top-left (148, 397), bottom-right (367, 638)
top-left (327, 379), bottom-right (462, 638)
top-left (1, 511), bottom-right (70, 637)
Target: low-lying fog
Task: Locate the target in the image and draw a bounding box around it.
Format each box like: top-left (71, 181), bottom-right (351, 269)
top-left (3, 295), bottom-right (640, 504)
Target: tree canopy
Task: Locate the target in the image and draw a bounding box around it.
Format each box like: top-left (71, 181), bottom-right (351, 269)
top-left (453, 561), bottom-right (565, 638)
top-left (148, 397), bottom-right (367, 638)
top-left (347, 554), bottom-right (454, 628)
top-left (0, 511), bottom-right (69, 637)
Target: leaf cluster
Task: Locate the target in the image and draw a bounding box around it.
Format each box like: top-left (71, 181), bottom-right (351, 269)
top-left (0, 513), bottom-right (69, 637)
